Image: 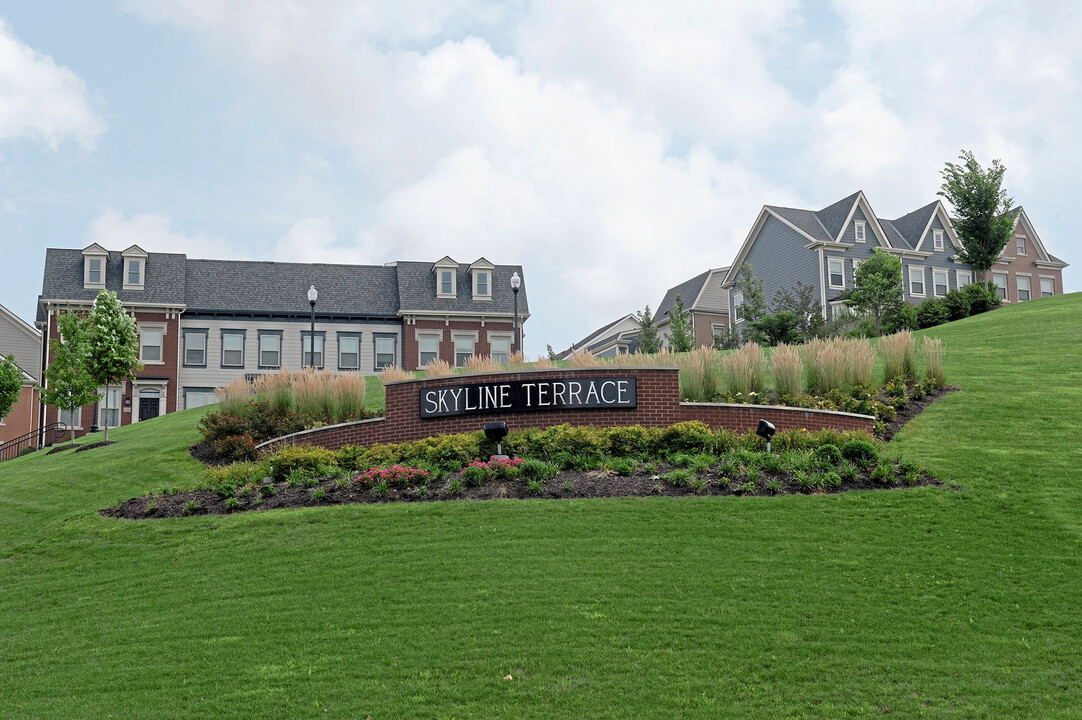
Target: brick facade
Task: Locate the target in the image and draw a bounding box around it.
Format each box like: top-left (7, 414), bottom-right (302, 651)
top-left (42, 310), bottom-right (181, 438)
top-left (258, 367), bottom-right (873, 454)
top-left (402, 319), bottom-right (517, 371)
top-left (0, 386), bottom-right (39, 445)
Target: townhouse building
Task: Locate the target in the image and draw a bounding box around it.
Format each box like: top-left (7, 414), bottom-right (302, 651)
top-left (723, 191), bottom-right (1068, 327)
top-left (37, 245), bottom-right (528, 437)
top-left (0, 303), bottom-right (41, 448)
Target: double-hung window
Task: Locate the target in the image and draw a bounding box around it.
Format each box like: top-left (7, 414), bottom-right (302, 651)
top-left (454, 335), bottom-right (475, 367)
top-left (733, 292), bottom-right (744, 322)
top-left (828, 258), bottom-right (845, 288)
top-left (374, 335), bottom-right (396, 370)
top-left (302, 332), bottom-right (325, 368)
top-left (909, 267), bottom-right (925, 296)
top-left (100, 387), bottom-right (123, 428)
top-left (258, 331), bottom-right (282, 369)
top-left (439, 270), bottom-right (454, 296)
top-left (60, 407), bottom-right (82, 430)
top-left (338, 333), bottom-right (361, 370)
top-left (1017, 275), bottom-right (1031, 302)
top-left (140, 327), bottom-right (163, 363)
top-left (956, 271), bottom-right (972, 289)
top-left (992, 273), bottom-right (1008, 300)
top-left (1040, 277), bottom-right (1054, 298)
top-left (221, 330), bottom-right (245, 368)
top-left (854, 221), bottom-right (866, 242)
top-left (86, 258), bottom-right (103, 285)
top-left (418, 335), bottom-right (440, 367)
top-left (183, 329), bottom-right (207, 367)
top-left (1017, 237), bottom-right (1027, 255)
top-left (490, 336), bottom-right (511, 365)
top-left (126, 259), bottom-right (143, 286)
top-left (933, 269), bottom-right (948, 297)
top-left (933, 230), bottom-right (944, 250)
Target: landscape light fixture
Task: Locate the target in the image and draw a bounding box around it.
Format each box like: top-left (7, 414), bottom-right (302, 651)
top-left (510, 271), bottom-right (521, 355)
top-left (307, 285), bottom-right (318, 369)
top-left (484, 421), bottom-right (510, 459)
top-left (756, 419), bottom-right (776, 453)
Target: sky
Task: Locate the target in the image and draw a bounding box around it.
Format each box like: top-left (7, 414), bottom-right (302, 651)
top-left (1, 0), bottom-right (1079, 355)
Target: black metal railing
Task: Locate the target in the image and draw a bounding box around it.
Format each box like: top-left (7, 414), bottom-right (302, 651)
top-left (0, 422), bottom-right (68, 463)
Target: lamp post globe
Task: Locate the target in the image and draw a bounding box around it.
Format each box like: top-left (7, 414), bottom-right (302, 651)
top-left (510, 272), bottom-right (521, 356)
top-left (307, 285), bottom-right (318, 369)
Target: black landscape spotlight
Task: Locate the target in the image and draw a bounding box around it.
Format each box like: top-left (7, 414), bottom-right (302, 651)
top-left (485, 421), bottom-right (510, 459)
top-left (756, 419), bottom-right (776, 453)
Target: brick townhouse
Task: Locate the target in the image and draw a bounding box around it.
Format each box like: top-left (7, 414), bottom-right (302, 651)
top-left (0, 302), bottom-right (41, 447)
top-left (37, 245), bottom-right (528, 437)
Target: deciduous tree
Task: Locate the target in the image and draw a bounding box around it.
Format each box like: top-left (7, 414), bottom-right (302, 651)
top-left (840, 248), bottom-right (905, 335)
top-left (41, 312), bottom-right (100, 446)
top-left (86, 290), bottom-right (143, 443)
top-left (635, 305), bottom-right (661, 354)
top-left (938, 150), bottom-right (1015, 276)
top-left (666, 295), bottom-right (695, 352)
top-left (0, 354), bottom-right (21, 422)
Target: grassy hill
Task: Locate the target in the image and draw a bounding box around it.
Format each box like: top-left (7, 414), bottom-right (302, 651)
top-left (2, 294), bottom-right (1081, 718)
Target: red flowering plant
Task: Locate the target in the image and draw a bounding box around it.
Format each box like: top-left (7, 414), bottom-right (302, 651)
top-left (354, 465), bottom-right (430, 489)
top-left (460, 456), bottom-right (525, 486)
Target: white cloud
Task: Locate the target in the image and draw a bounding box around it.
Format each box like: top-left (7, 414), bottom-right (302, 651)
top-left (0, 18), bottom-right (104, 149)
top-left (271, 216), bottom-right (367, 264)
top-left (87, 209), bottom-right (240, 259)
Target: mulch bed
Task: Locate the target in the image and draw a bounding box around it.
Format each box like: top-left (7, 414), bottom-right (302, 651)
top-left (103, 385), bottom-right (955, 520)
top-left (47, 444), bottom-right (79, 455)
top-left (101, 463), bottom-right (941, 520)
top-left (74, 441), bottom-right (116, 453)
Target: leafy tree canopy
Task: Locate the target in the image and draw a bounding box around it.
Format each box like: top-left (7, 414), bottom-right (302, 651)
top-left (0, 354), bottom-right (22, 421)
top-left (42, 312), bottom-right (100, 446)
top-left (840, 248), bottom-right (905, 335)
top-left (86, 290), bottom-right (143, 442)
top-left (666, 295), bottom-right (695, 353)
top-left (938, 150), bottom-right (1015, 274)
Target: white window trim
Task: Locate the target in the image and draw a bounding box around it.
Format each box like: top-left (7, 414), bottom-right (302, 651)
top-left (956, 270), bottom-right (973, 289)
top-left (452, 331), bottom-right (478, 367)
top-left (1016, 236), bottom-right (1027, 256)
top-left (933, 230), bottom-right (944, 251)
top-left (733, 291), bottom-right (744, 324)
top-left (854, 220), bottom-right (866, 242)
top-left (851, 258), bottom-right (863, 275)
top-left (436, 269), bottom-right (457, 300)
top-left (83, 255), bottom-right (107, 289)
top-left (415, 329), bottom-right (444, 367)
top-left (932, 269), bottom-right (949, 298)
top-left (1039, 275), bottom-right (1056, 298)
top-left (908, 266), bottom-right (926, 298)
top-left (1015, 274), bottom-right (1032, 302)
top-left (487, 331), bottom-right (513, 362)
top-left (827, 257), bottom-right (845, 289)
top-left (829, 300), bottom-right (851, 320)
top-left (138, 322), bottom-right (167, 365)
top-left (131, 380), bottom-right (168, 422)
top-left (992, 272), bottom-right (1009, 303)
top-left (60, 407), bottom-right (83, 431)
top-left (472, 270), bottom-right (492, 301)
top-left (123, 258), bottom-right (145, 290)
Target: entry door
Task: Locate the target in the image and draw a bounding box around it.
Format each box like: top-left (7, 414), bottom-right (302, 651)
top-left (138, 397), bottom-right (159, 422)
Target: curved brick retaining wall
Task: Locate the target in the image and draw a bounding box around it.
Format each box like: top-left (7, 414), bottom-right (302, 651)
top-left (257, 367), bottom-right (874, 454)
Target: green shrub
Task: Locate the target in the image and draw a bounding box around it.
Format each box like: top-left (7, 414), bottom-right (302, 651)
top-left (447, 478), bottom-right (462, 496)
top-left (461, 464), bottom-right (487, 487)
top-left (670, 452), bottom-right (694, 468)
top-left (337, 445), bottom-right (365, 471)
top-left (259, 484), bottom-right (275, 498)
top-left (605, 457), bottom-right (636, 477)
top-left (882, 303), bottom-right (918, 334)
top-left (871, 462), bottom-right (894, 485)
top-left (656, 421), bottom-right (712, 455)
top-left (943, 289), bottom-right (971, 321)
top-left (183, 500), bottom-right (199, 515)
top-left (838, 462), bottom-right (858, 482)
top-left (526, 479), bottom-right (544, 496)
top-left (213, 433), bottom-right (256, 463)
top-left (965, 281), bottom-right (1001, 314)
top-left (813, 444), bottom-right (843, 467)
top-left (311, 488), bottom-right (326, 501)
top-left (521, 459), bottom-right (560, 482)
top-left (269, 444), bottom-right (339, 481)
top-left (551, 450), bottom-right (578, 471)
top-left (224, 497), bottom-right (240, 511)
top-left (916, 298), bottom-right (949, 329)
top-left (202, 462), bottom-right (266, 489)
top-left (884, 377), bottom-right (909, 409)
top-left (841, 440), bottom-right (879, 466)
top-left (605, 425), bottom-right (652, 458)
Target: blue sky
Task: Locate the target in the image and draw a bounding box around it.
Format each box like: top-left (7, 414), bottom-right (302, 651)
top-left (2, 1), bottom-right (1079, 354)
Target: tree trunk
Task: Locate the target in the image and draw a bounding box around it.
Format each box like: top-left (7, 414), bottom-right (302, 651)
top-left (102, 383), bottom-right (110, 443)
top-left (70, 418), bottom-right (75, 447)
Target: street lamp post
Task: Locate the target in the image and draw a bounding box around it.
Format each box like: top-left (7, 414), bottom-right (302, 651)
top-left (510, 272), bottom-right (521, 356)
top-left (307, 285), bottom-right (318, 368)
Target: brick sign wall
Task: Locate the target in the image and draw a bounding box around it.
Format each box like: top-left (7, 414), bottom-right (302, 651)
top-left (258, 367), bottom-right (874, 454)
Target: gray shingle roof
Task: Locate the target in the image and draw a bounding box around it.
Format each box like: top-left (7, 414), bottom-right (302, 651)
top-left (877, 219), bottom-right (912, 250)
top-left (184, 259), bottom-right (400, 316)
top-left (889, 201), bottom-right (938, 249)
top-left (395, 261), bottom-right (528, 316)
top-left (815, 191), bottom-right (862, 240)
top-left (765, 206), bottom-right (832, 243)
top-left (657, 270), bottom-right (710, 320)
top-left (41, 249), bottom-right (187, 305)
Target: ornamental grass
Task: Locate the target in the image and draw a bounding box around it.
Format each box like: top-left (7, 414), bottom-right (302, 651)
top-left (531, 356), bottom-right (555, 370)
top-left (676, 346), bottom-right (723, 401)
top-left (842, 337), bottom-right (877, 387)
top-left (423, 359), bottom-right (455, 377)
top-left (880, 330), bottom-right (916, 382)
top-left (802, 338), bottom-right (848, 394)
top-left (379, 367), bottom-right (413, 384)
top-left (568, 349), bottom-right (600, 367)
top-left (722, 342), bottom-right (766, 396)
top-left (922, 336), bottom-right (945, 386)
top-left (462, 354), bottom-right (504, 374)
top-left (328, 372), bottom-right (366, 424)
top-left (769, 343), bottom-right (803, 398)
top-left (216, 376), bottom-right (250, 416)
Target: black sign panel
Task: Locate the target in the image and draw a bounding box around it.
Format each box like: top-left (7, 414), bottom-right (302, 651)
top-left (419, 377), bottom-right (637, 419)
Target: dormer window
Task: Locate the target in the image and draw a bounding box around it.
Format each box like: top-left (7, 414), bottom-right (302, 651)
top-left (434, 256), bottom-right (459, 299)
top-left (854, 221), bottom-right (866, 242)
top-left (933, 230), bottom-right (944, 250)
top-left (82, 243), bottom-right (108, 289)
top-left (121, 244), bottom-right (148, 291)
top-left (467, 257), bottom-right (495, 301)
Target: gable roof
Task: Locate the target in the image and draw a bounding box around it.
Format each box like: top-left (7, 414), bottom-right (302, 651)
top-left (765, 206), bottom-right (832, 243)
top-left (656, 270), bottom-right (711, 322)
top-left (563, 313), bottom-right (639, 357)
top-left (815, 191), bottom-right (862, 240)
top-left (888, 201), bottom-right (938, 249)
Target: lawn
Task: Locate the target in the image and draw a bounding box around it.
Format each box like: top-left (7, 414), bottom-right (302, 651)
top-left (2, 294), bottom-right (1081, 718)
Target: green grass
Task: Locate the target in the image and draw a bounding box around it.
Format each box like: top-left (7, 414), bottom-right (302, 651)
top-left (3, 294), bottom-right (1082, 718)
